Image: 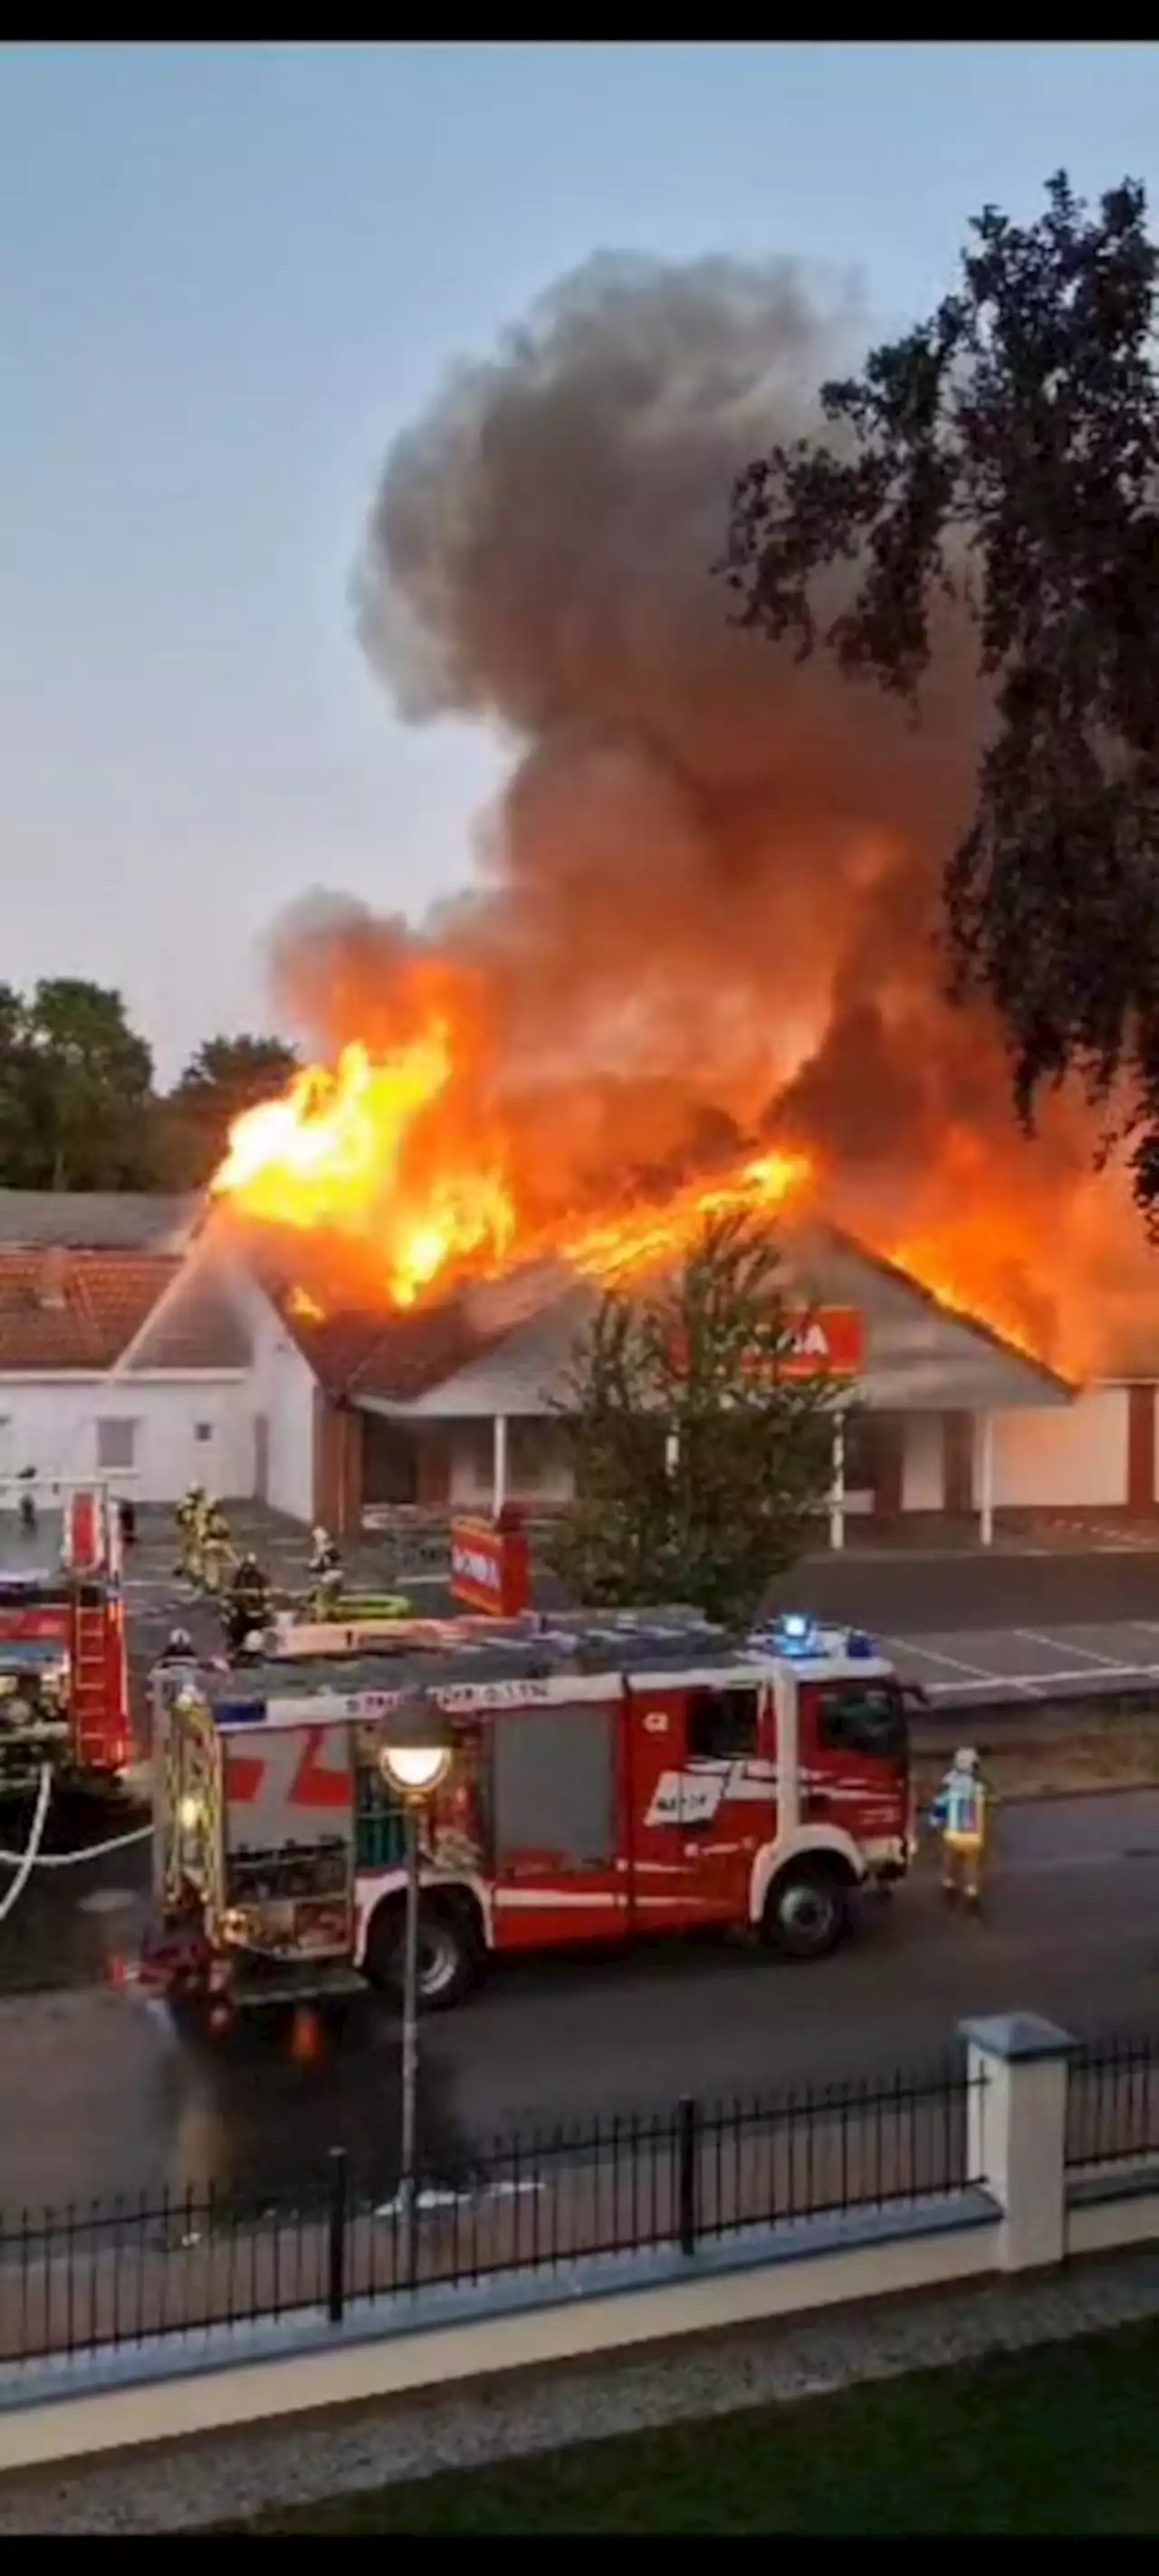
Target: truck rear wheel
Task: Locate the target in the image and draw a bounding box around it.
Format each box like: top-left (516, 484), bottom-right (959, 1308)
top-left (364, 1892), bottom-right (482, 2012)
top-left (761, 1860), bottom-right (851, 1962)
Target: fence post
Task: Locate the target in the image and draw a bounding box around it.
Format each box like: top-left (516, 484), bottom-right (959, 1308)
top-left (326, 2146), bottom-right (348, 2325)
top-left (959, 2013), bottom-right (1075, 2272)
top-left (677, 2095), bottom-right (698, 2256)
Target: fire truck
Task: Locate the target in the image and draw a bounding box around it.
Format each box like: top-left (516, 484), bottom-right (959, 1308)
top-left (135, 1607), bottom-right (915, 2024)
top-left (0, 1485), bottom-right (132, 1800)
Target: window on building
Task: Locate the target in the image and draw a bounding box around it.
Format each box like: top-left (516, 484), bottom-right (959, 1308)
top-left (96, 1418), bottom-right (138, 1474)
top-left (686, 1686), bottom-right (759, 1761)
top-left (509, 1421), bottom-right (567, 1494)
top-left (194, 1422), bottom-right (214, 1445)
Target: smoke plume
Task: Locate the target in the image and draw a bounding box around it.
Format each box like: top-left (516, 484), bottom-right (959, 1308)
top-left (268, 250), bottom-right (1151, 1371)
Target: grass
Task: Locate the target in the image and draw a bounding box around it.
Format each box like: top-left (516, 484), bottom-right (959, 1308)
top-left (225, 2317), bottom-right (1159, 2533)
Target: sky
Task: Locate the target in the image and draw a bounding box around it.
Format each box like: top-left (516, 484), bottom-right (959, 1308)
top-left (5, 38), bottom-right (1159, 1085)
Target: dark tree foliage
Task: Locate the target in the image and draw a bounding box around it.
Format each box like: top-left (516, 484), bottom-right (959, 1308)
top-left (723, 172), bottom-right (1159, 1210)
top-left (0, 979), bottom-right (155, 1189)
top-left (158, 1033), bottom-right (301, 1186)
top-left (546, 1210), bottom-right (841, 1629)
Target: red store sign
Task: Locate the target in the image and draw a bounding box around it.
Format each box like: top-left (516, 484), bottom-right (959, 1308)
top-left (449, 1515), bottom-right (531, 1618)
top-left (668, 1306), bottom-right (865, 1382)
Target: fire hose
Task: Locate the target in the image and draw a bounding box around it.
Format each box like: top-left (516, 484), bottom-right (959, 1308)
top-left (0, 1775), bottom-right (149, 1917)
top-left (0, 1764), bottom-right (53, 1924)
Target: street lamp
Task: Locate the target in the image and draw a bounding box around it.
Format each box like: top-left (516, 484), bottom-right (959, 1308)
top-left (378, 1692), bottom-right (455, 2266)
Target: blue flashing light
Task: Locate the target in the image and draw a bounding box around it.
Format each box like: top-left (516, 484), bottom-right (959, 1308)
top-left (763, 1611), bottom-right (820, 1659)
top-left (846, 1629), bottom-right (875, 1658)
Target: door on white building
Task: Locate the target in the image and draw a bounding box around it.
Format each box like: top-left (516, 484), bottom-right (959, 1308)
top-left (254, 1413), bottom-right (270, 1503)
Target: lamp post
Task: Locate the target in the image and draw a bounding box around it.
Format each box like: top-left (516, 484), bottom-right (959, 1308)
top-left (378, 1692), bottom-right (455, 2270)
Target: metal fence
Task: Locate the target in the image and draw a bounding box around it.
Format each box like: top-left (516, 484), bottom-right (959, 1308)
top-left (0, 2058), bottom-right (980, 2367)
top-left (1065, 2030), bottom-right (1159, 2173)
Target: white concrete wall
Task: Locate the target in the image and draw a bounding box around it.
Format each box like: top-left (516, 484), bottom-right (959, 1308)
top-left (989, 1387), bottom-right (1128, 1509)
top-left (0, 1378), bottom-right (253, 1503)
top-left (229, 1273), bottom-right (317, 1523)
top-left (901, 1416), bottom-right (943, 1512)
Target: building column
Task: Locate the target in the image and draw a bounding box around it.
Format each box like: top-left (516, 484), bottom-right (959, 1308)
top-left (493, 1414), bottom-right (508, 1516)
top-left (977, 1410), bottom-right (995, 1548)
top-left (1125, 1383), bottom-right (1156, 1514)
top-left (829, 1409), bottom-right (846, 1553)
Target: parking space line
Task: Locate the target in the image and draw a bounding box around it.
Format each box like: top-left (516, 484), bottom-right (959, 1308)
top-left (882, 1635), bottom-right (1008, 1681)
top-left (1013, 1627), bottom-right (1138, 1668)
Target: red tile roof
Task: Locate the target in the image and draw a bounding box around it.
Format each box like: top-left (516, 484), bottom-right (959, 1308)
top-left (0, 1250), bottom-right (249, 1373)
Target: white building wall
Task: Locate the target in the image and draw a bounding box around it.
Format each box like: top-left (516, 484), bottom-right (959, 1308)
top-left (0, 1377), bottom-right (253, 1503)
top-left (901, 1416), bottom-right (944, 1512)
top-left (990, 1387), bottom-right (1128, 1510)
top-left (226, 1272), bottom-right (318, 1523)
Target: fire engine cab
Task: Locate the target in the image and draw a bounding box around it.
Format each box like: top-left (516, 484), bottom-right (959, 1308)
top-left (137, 1607), bottom-right (914, 2023)
top-left (0, 1485), bottom-right (131, 1799)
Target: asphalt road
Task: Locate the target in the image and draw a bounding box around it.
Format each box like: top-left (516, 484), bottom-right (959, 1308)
top-left (2, 1787), bottom-right (1158, 2219)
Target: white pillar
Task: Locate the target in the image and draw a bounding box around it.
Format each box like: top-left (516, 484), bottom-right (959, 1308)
top-left (829, 1409), bottom-right (846, 1552)
top-left (978, 1410), bottom-right (994, 1547)
top-left (665, 1430), bottom-right (680, 1479)
top-left (492, 1414), bottom-right (508, 1516)
top-left (960, 2013), bottom-right (1074, 2270)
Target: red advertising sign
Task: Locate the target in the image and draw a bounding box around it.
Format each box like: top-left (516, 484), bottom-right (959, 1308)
top-left (449, 1516), bottom-right (531, 1618)
top-left (774, 1307), bottom-right (865, 1379)
top-left (668, 1306), bottom-right (864, 1381)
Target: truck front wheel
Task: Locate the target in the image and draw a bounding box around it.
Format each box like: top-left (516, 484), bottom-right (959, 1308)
top-left (761, 1860), bottom-right (852, 1962)
top-left (364, 1892), bottom-right (483, 2012)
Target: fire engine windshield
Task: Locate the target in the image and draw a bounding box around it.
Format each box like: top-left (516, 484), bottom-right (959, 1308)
top-left (815, 1677), bottom-right (909, 1762)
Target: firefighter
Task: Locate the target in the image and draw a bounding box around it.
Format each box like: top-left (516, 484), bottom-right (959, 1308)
top-left (224, 1552), bottom-right (272, 1656)
top-left (199, 1499), bottom-right (235, 1597)
top-left (17, 1466), bottom-right (36, 1536)
top-left (174, 1484), bottom-right (206, 1581)
top-left (158, 1627), bottom-right (196, 1665)
top-left (307, 1524), bottom-right (344, 1618)
top-left (928, 1746), bottom-right (994, 1911)
top-left (118, 1495), bottom-right (138, 1551)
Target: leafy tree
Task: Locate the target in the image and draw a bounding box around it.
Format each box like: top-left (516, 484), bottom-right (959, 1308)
top-left (546, 1210), bottom-right (842, 1629)
top-left (0, 979), bottom-right (155, 1190)
top-left (723, 171), bottom-right (1159, 1210)
top-left (159, 1033), bottom-right (300, 1186)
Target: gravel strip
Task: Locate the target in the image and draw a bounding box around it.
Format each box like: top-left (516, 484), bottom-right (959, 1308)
top-left (3, 2246), bottom-right (1159, 2532)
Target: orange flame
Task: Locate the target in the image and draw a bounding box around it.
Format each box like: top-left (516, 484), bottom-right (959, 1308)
top-left (211, 1017), bottom-right (1130, 1373)
top-left (214, 1031), bottom-right (814, 1308)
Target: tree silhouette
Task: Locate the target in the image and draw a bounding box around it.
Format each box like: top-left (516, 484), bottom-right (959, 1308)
top-left (723, 173), bottom-right (1159, 1212)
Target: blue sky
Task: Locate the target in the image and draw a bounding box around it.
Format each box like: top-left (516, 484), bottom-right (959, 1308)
top-left (4, 39), bottom-right (1159, 1081)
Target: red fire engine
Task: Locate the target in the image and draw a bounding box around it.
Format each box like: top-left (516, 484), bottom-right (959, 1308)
top-left (0, 1485), bottom-right (132, 1799)
top-left (138, 1607), bottom-right (915, 2023)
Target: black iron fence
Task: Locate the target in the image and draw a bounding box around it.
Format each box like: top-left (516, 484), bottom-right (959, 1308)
top-left (1, 2058), bottom-right (981, 2368)
top-left (1065, 2030), bottom-right (1159, 2172)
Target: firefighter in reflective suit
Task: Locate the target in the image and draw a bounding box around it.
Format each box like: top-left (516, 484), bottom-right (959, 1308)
top-left (928, 1747), bottom-right (992, 1910)
top-left (174, 1485), bottom-right (206, 1581)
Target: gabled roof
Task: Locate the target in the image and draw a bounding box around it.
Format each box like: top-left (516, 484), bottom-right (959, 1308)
top-left (0, 1250), bottom-right (249, 1373)
top-left (0, 1192), bottom-right (204, 1253)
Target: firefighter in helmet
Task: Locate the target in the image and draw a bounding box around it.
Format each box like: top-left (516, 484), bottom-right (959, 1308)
top-left (307, 1523), bottom-right (344, 1618)
top-left (158, 1626), bottom-right (196, 1666)
top-left (224, 1551), bottom-right (272, 1656)
top-left (928, 1746), bottom-right (994, 1911)
top-left (199, 1498), bottom-right (235, 1597)
top-left (175, 1484), bottom-right (206, 1581)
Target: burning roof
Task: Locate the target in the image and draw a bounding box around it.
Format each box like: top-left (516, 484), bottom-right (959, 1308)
top-left (213, 248), bottom-right (1157, 1381)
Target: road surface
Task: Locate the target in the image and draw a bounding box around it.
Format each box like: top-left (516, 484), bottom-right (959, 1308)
top-left (2, 1788), bottom-right (1157, 2222)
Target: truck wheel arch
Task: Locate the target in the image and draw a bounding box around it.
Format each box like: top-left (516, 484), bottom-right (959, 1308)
top-left (361, 1878), bottom-right (488, 2011)
top-left (748, 1826), bottom-right (864, 1928)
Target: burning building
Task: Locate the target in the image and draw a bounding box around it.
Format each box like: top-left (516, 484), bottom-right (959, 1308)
top-left (4, 251), bottom-right (1152, 1533)
top-left (193, 246), bottom-right (1159, 1538)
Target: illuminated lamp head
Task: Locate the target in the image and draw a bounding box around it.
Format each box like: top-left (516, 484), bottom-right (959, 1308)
top-left (378, 1690), bottom-right (455, 1802)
